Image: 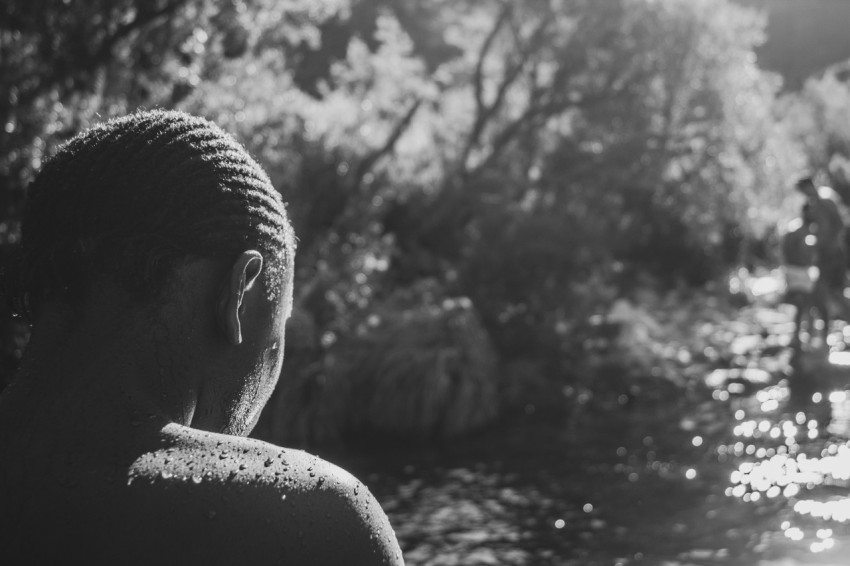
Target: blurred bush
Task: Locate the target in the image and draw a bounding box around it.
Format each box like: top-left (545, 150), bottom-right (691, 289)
top-left (260, 282), bottom-right (497, 444)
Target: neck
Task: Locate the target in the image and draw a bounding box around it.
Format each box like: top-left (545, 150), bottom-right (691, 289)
top-left (11, 299), bottom-right (199, 431)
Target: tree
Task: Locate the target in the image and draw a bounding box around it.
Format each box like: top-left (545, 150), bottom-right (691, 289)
top-left (377, 0), bottom-right (803, 358)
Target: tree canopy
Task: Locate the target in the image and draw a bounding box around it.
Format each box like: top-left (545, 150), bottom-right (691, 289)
top-left (0, 0), bottom-right (836, 441)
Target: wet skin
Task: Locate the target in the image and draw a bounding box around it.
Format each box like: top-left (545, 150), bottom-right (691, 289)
top-left (0, 416), bottom-right (401, 563)
top-left (0, 256), bottom-right (403, 565)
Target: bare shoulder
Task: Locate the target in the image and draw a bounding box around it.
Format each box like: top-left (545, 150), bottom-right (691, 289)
top-left (121, 424), bottom-right (404, 565)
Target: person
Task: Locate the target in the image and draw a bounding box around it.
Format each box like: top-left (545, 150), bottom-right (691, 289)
top-left (794, 175), bottom-right (848, 320)
top-left (0, 110), bottom-right (404, 564)
top-left (781, 203), bottom-right (828, 348)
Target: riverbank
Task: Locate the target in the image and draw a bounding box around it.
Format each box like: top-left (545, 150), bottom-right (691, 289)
top-left (324, 280), bottom-right (850, 565)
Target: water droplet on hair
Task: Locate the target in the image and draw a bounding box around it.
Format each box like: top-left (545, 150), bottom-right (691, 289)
top-left (160, 470), bottom-right (173, 480)
top-left (191, 474), bottom-right (202, 484)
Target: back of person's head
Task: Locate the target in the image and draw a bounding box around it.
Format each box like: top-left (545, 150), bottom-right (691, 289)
top-left (796, 174), bottom-right (816, 192)
top-left (6, 109), bottom-right (295, 322)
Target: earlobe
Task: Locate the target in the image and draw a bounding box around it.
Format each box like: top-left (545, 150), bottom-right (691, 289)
top-left (222, 250), bottom-right (264, 345)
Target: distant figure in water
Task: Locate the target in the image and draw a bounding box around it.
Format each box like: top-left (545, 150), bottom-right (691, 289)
top-left (795, 175), bottom-right (848, 323)
top-left (781, 203), bottom-right (828, 349)
top-left (0, 111), bottom-right (403, 565)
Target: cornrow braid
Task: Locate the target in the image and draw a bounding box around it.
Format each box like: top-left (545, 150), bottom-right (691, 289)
top-left (8, 109), bottom-right (295, 320)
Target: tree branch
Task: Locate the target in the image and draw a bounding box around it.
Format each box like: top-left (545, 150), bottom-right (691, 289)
top-left (458, 15), bottom-right (551, 179)
top-left (473, 4), bottom-right (512, 116)
top-left (469, 73), bottom-right (621, 179)
top-left (353, 99), bottom-right (422, 188)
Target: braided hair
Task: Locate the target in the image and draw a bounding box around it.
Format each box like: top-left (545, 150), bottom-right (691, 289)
top-left (7, 109), bottom-right (295, 321)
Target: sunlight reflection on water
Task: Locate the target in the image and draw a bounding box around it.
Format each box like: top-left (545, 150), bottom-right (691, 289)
top-left (828, 351), bottom-right (850, 366)
top-left (357, 337), bottom-right (850, 566)
top-left (724, 381), bottom-right (850, 562)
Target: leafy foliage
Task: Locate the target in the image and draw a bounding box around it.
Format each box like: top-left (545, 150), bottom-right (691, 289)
top-left (0, 0), bottom-right (827, 440)
top-left (779, 67), bottom-right (850, 205)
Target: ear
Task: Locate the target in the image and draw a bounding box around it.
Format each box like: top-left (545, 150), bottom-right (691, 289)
top-left (220, 250), bottom-right (264, 345)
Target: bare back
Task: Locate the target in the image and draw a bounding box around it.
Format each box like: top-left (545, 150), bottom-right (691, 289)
top-left (0, 387), bottom-right (402, 565)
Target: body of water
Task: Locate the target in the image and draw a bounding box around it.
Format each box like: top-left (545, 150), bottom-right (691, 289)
top-left (330, 305), bottom-right (850, 565)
